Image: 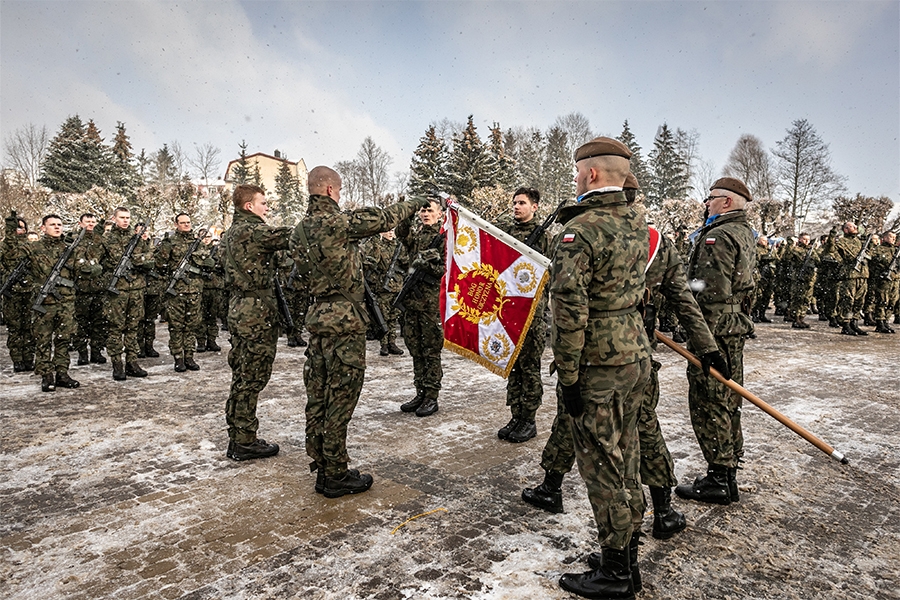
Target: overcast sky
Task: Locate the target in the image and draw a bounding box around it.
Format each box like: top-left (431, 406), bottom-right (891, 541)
top-left (1, 0), bottom-right (897, 201)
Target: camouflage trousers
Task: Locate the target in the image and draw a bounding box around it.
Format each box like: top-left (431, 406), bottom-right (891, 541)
top-left (376, 292), bottom-right (399, 347)
top-left (789, 274), bottom-right (815, 317)
top-left (401, 302), bottom-right (443, 398)
top-left (506, 319), bottom-right (546, 421)
top-left (285, 288), bottom-right (310, 341)
top-left (872, 278), bottom-right (900, 320)
top-left (571, 358), bottom-right (650, 550)
top-left (303, 332), bottom-right (366, 477)
top-left (75, 292), bottom-right (107, 353)
top-left (166, 292), bottom-right (201, 357)
top-left (752, 274), bottom-right (775, 314)
top-left (4, 291), bottom-right (35, 363)
top-left (105, 289), bottom-right (144, 363)
top-left (32, 300), bottom-right (76, 376)
top-left (638, 359), bottom-right (677, 488)
top-left (139, 293), bottom-right (165, 347)
top-left (197, 288), bottom-right (225, 344)
top-left (225, 326), bottom-right (278, 444)
top-left (837, 278), bottom-right (867, 323)
top-left (815, 270), bottom-right (839, 319)
top-left (687, 334), bottom-right (745, 469)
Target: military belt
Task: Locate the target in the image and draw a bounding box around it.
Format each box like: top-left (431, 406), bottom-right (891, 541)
top-left (234, 288), bottom-right (274, 298)
top-left (588, 306), bottom-right (638, 318)
top-left (708, 303), bottom-right (743, 314)
top-left (314, 292), bottom-right (364, 304)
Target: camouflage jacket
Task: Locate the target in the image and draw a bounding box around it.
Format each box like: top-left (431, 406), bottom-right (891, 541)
top-left (786, 244), bottom-right (819, 282)
top-left (291, 195), bottom-right (421, 337)
top-left (73, 229), bottom-right (106, 294)
top-left (869, 243), bottom-right (899, 281)
top-left (1, 226), bottom-right (35, 295)
top-left (648, 234), bottom-right (717, 355)
top-left (361, 234), bottom-right (399, 292)
top-left (550, 190), bottom-right (651, 386)
top-left (395, 217), bottom-right (446, 308)
top-left (686, 209), bottom-right (756, 337)
top-left (101, 225), bottom-right (154, 292)
top-left (204, 243), bottom-right (226, 289)
top-left (221, 209), bottom-right (292, 332)
top-left (824, 232), bottom-right (869, 279)
top-left (27, 233), bottom-right (79, 306)
top-left (155, 230), bottom-right (213, 295)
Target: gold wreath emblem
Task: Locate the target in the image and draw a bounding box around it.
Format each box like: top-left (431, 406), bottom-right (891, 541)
top-left (481, 333), bottom-right (512, 363)
top-left (448, 262), bottom-right (509, 325)
top-left (513, 262), bottom-right (538, 294)
top-left (454, 225), bottom-right (477, 256)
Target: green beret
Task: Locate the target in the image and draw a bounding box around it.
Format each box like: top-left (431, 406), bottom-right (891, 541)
top-left (574, 137), bottom-right (632, 162)
top-left (623, 172), bottom-right (639, 190)
top-left (711, 177), bottom-right (752, 202)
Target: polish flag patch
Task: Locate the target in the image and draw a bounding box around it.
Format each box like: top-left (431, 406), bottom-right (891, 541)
top-left (705, 237), bottom-right (716, 245)
top-left (562, 233), bottom-right (576, 243)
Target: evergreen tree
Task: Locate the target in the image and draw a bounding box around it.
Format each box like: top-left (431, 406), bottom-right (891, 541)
top-left (616, 120), bottom-right (651, 191)
top-left (488, 122), bottom-right (515, 190)
top-left (251, 162), bottom-right (265, 192)
top-left (542, 126), bottom-right (573, 205)
top-left (646, 123), bottom-right (689, 208)
top-left (39, 115), bottom-right (93, 192)
top-left (152, 144), bottom-right (177, 189)
top-left (408, 125), bottom-right (450, 197)
top-left (446, 116), bottom-right (498, 202)
top-left (514, 128), bottom-right (545, 190)
top-left (109, 122), bottom-right (141, 198)
top-left (274, 159), bottom-right (301, 222)
top-left (230, 140), bottom-right (251, 185)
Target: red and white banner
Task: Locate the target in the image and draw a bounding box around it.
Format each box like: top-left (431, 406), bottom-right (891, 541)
top-left (441, 203), bottom-right (551, 378)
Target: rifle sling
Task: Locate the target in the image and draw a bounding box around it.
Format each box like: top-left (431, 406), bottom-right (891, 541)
top-left (295, 222), bottom-right (367, 321)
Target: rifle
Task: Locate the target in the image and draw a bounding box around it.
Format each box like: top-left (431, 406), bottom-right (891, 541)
top-left (165, 229), bottom-right (207, 296)
top-left (852, 234), bottom-right (873, 272)
top-left (798, 244), bottom-right (816, 276)
top-left (363, 278), bottom-right (388, 339)
top-left (382, 242), bottom-right (404, 292)
top-left (392, 230), bottom-right (445, 311)
top-left (32, 228), bottom-right (86, 314)
top-left (883, 246), bottom-right (900, 280)
top-left (107, 221), bottom-right (147, 294)
top-left (0, 258), bottom-right (29, 298)
top-left (273, 274), bottom-right (294, 331)
top-left (285, 263), bottom-right (298, 291)
top-left (524, 199), bottom-right (566, 251)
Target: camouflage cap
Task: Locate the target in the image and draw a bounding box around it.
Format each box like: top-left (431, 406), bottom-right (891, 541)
top-left (574, 137), bottom-right (632, 162)
top-left (711, 177), bottom-right (752, 202)
top-left (623, 172), bottom-right (640, 190)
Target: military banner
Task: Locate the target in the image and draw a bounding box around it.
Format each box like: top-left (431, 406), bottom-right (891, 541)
top-left (440, 203), bottom-right (551, 377)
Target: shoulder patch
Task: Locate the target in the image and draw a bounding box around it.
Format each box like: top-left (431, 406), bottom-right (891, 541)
top-left (562, 233), bottom-right (576, 243)
top-left (705, 237), bottom-right (716, 245)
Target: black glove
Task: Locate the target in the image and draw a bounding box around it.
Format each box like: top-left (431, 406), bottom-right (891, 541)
top-left (560, 382), bottom-right (584, 418)
top-left (700, 351), bottom-right (731, 380)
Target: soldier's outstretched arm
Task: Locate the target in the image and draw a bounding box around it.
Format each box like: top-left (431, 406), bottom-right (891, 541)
top-left (252, 225), bottom-right (293, 252)
top-left (348, 200), bottom-right (424, 241)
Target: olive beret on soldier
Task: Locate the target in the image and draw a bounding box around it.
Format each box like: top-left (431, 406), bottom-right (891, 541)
top-left (623, 172), bottom-right (640, 190)
top-left (574, 137), bottom-right (632, 162)
top-left (710, 177), bottom-right (752, 202)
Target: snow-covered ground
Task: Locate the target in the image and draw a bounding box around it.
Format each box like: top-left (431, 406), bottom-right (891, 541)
top-left (1, 318), bottom-right (897, 599)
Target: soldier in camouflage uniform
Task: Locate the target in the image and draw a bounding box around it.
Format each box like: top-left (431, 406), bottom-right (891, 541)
top-left (196, 233), bottom-right (225, 352)
top-left (155, 213), bottom-right (213, 371)
top-left (25, 215), bottom-right (82, 392)
top-left (1, 213), bottom-right (35, 372)
top-left (676, 177), bottom-right (756, 507)
top-left (221, 184), bottom-right (292, 462)
top-left (101, 207), bottom-right (154, 381)
top-left (823, 222), bottom-right (871, 336)
top-left (751, 235), bottom-right (775, 323)
top-left (548, 139), bottom-right (651, 600)
top-left (786, 232), bottom-right (818, 329)
top-left (815, 233), bottom-right (841, 327)
top-left (362, 230), bottom-right (404, 356)
top-left (73, 214), bottom-right (107, 365)
top-left (869, 231), bottom-right (898, 333)
top-left (281, 251), bottom-right (310, 348)
top-left (395, 198), bottom-right (446, 417)
top-left (291, 166), bottom-right (423, 497)
top-left (494, 187), bottom-right (550, 444)
top-left (772, 238), bottom-right (793, 317)
top-left (138, 236), bottom-right (166, 359)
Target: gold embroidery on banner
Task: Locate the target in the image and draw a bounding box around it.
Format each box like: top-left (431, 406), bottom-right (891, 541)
top-left (513, 262), bottom-right (537, 294)
top-left (481, 333), bottom-right (512, 363)
top-left (448, 263), bottom-right (509, 325)
top-left (454, 226), bottom-right (477, 255)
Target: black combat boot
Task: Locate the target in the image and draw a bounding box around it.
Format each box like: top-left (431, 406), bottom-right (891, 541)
top-left (90, 347), bottom-right (107, 364)
top-left (387, 341), bottom-right (403, 355)
top-left (287, 335), bottom-right (299, 348)
top-left (508, 419), bottom-right (537, 443)
top-left (229, 438), bottom-right (280, 461)
top-left (55, 372), bottom-right (80, 389)
top-left (144, 342), bottom-right (160, 358)
top-left (875, 320), bottom-right (895, 334)
top-left (77, 349), bottom-right (90, 366)
top-left (863, 313), bottom-right (876, 327)
top-left (314, 464), bottom-right (325, 494)
top-left (400, 393), bottom-right (423, 413)
top-left (23, 358), bottom-right (34, 372)
top-left (728, 467), bottom-right (740, 502)
top-left (649, 486), bottom-right (686, 539)
top-left (13, 362), bottom-right (26, 373)
top-left (415, 395), bottom-right (439, 417)
top-left (792, 318), bottom-right (810, 329)
top-left (498, 417), bottom-right (520, 440)
top-left (828, 316), bottom-right (840, 328)
top-left (751, 311), bottom-right (760, 323)
top-left (379, 344), bottom-right (389, 356)
top-left (675, 465), bottom-right (731, 505)
top-left (206, 339), bottom-right (221, 351)
top-left (184, 356), bottom-right (200, 371)
top-left (323, 469), bottom-right (374, 498)
top-left (125, 362), bottom-right (148, 377)
top-left (818, 313), bottom-right (828, 321)
top-left (560, 545), bottom-right (634, 600)
top-left (41, 374), bottom-right (56, 392)
top-left (196, 338), bottom-right (208, 353)
top-left (174, 356), bottom-right (187, 372)
top-left (840, 321), bottom-right (857, 336)
top-left (588, 530), bottom-right (642, 593)
top-left (895, 315), bottom-right (900, 325)
top-left (522, 471), bottom-right (564, 514)
top-left (296, 335), bottom-right (307, 347)
top-left (137, 345), bottom-right (146, 358)
top-left (850, 319), bottom-right (868, 336)
top-left (757, 311), bottom-right (772, 323)
top-left (112, 359), bottom-right (127, 381)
